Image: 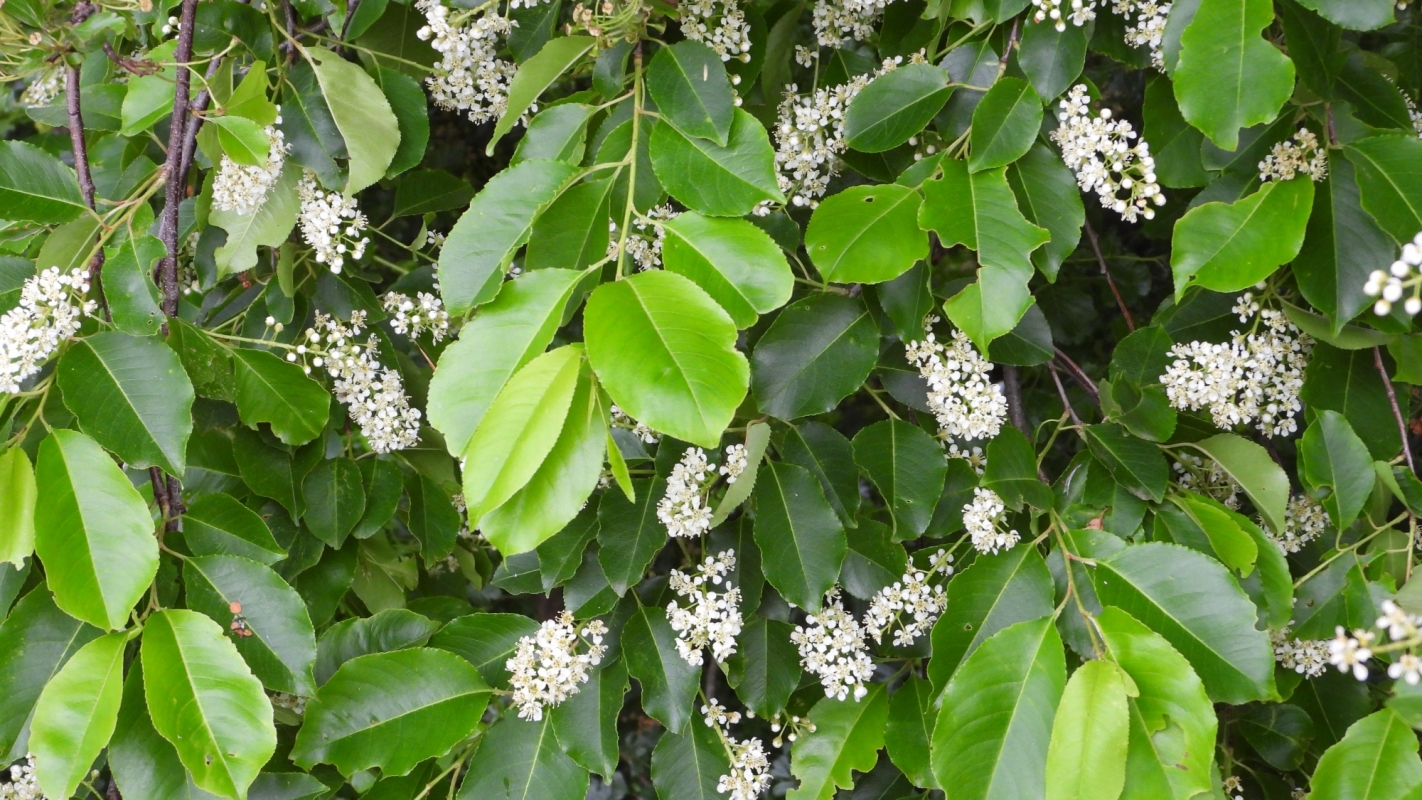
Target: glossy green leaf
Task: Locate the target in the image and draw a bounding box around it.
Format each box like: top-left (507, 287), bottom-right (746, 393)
top-left (210, 115), bottom-right (271, 166)
top-left (982, 425), bottom-right (1054, 510)
top-left (1310, 709), bottom-right (1422, 800)
top-left (491, 36), bottom-right (597, 152)
top-left (375, 67), bottom-right (430, 180)
top-left (31, 631), bottom-right (127, 800)
top-left (647, 40), bottom-right (736, 145)
top-left (526, 176), bottom-right (614, 271)
top-left (301, 458), bottom-right (366, 548)
top-left (0, 586), bottom-right (100, 760)
top-left (622, 601), bottom-right (700, 733)
top-left (753, 461), bottom-right (848, 611)
top-left (459, 708), bottom-right (589, 800)
top-left (390, 169), bottom-right (474, 218)
top-left (1172, 0), bottom-right (1296, 150)
top-left (885, 675), bottom-right (937, 789)
top-left (430, 612), bottom-right (541, 687)
top-left (552, 656), bottom-right (627, 778)
top-left (102, 232), bottom-right (165, 336)
top-left (781, 421), bottom-right (860, 526)
top-left (1297, 0), bottom-right (1393, 29)
top-left (789, 684), bottom-right (890, 800)
top-left (1006, 144), bottom-right (1085, 281)
top-left (1238, 703), bottom-right (1314, 771)
top-left (231, 349), bottom-right (331, 446)
top-left (650, 703), bottom-right (732, 800)
top-left (661, 212), bottom-right (794, 328)
top-left (315, 608), bottom-right (439, 686)
top-left (1169, 177), bottom-right (1314, 297)
top-left (844, 62), bottom-right (953, 153)
top-left (968, 77), bottom-right (1043, 172)
top-left (725, 616), bottom-right (801, 719)
top-left (1082, 423), bottom-right (1168, 504)
top-left (0, 141), bottom-right (87, 224)
top-left (650, 108), bottom-right (783, 216)
top-left (1299, 410), bottom-right (1374, 531)
top-left (852, 419), bottom-right (947, 539)
top-left (710, 420), bottom-right (772, 526)
top-left (110, 661), bottom-right (222, 800)
top-left (597, 477), bottom-right (665, 596)
top-left (0, 448), bottom-right (37, 568)
top-left (1017, 20), bottom-right (1087, 102)
top-left (751, 293), bottom-right (878, 420)
top-left (1043, 659), bottom-right (1130, 800)
top-left (404, 471), bottom-right (461, 562)
top-left (1295, 152), bottom-right (1396, 332)
top-left (307, 49), bottom-right (400, 194)
top-left (1346, 134), bottom-right (1422, 244)
top-left (1184, 433), bottom-right (1290, 535)
top-left (807, 184), bottom-right (926, 284)
top-left (231, 431), bottom-right (320, 519)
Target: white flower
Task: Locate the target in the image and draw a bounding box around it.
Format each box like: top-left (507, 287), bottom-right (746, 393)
top-left (680, 0), bottom-right (752, 62)
top-left (610, 404), bottom-right (659, 443)
top-left (1364, 231), bottom-right (1422, 317)
top-left (1172, 452), bottom-right (1241, 509)
top-left (963, 487), bottom-right (1020, 554)
top-left (720, 444), bottom-right (749, 484)
top-left (213, 125), bottom-right (290, 216)
top-left (667, 550), bottom-right (743, 663)
top-left (659, 447), bottom-right (716, 538)
top-left (1273, 494), bottom-right (1327, 554)
top-left (296, 174), bottom-right (369, 274)
top-left (1030, 0), bottom-right (1098, 31)
top-left (1270, 627), bottom-right (1330, 677)
top-left (1160, 294), bottom-right (1311, 438)
top-left (0, 755), bottom-right (41, 800)
top-left (717, 733), bottom-right (772, 800)
top-left (1, 267), bottom-right (96, 395)
top-left (864, 550), bottom-right (953, 646)
top-left (1328, 626), bottom-right (1374, 681)
top-left (1377, 600), bottom-right (1422, 642)
top-left (1050, 84), bottom-right (1165, 223)
top-left (609, 205), bottom-right (677, 271)
top-left (1391, 653), bottom-right (1422, 685)
top-left (507, 612), bottom-right (608, 720)
top-left (382, 291), bottom-right (450, 342)
top-left (1259, 128), bottom-right (1328, 183)
top-left (904, 326), bottom-right (1008, 443)
top-left (301, 313), bottom-right (421, 453)
top-left (947, 443), bottom-right (987, 475)
top-left (791, 589), bottom-right (875, 701)
top-left (271, 692), bottom-right (308, 715)
top-left (417, 0), bottom-right (517, 125)
top-left (19, 70), bottom-right (61, 107)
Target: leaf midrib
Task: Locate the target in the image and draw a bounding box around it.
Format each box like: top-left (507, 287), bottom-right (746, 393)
top-left (820, 189), bottom-right (916, 280)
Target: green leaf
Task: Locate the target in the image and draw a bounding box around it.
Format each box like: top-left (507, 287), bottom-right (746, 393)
top-left (552, 656), bottom-right (626, 778)
top-left (401, 472), bottom-right (459, 563)
top-left (585, 270), bottom-right (748, 447)
top-left (459, 708), bottom-right (589, 800)
top-left (34, 429), bottom-right (158, 631)
top-left (36, 217), bottom-right (101, 275)
top-left (0, 586), bottom-right (100, 760)
top-left (307, 49), bottom-right (401, 194)
top-left (661, 212), bottom-right (794, 328)
top-left (430, 613), bottom-right (541, 687)
top-left (597, 477), bottom-right (665, 596)
top-left (1184, 433), bottom-right (1290, 535)
top-left (438, 159), bottom-right (579, 316)
top-left (184, 494), bottom-right (286, 565)
top-left (647, 40), bottom-right (736, 145)
top-left (650, 704), bottom-right (732, 800)
top-left (649, 108), bottom-right (784, 216)
top-left (1172, 0), bottom-right (1296, 150)
top-left (1017, 20), bottom-right (1087, 102)
top-left (844, 62), bottom-right (953, 153)
top-left (1094, 606), bottom-right (1217, 800)
top-left (110, 661), bottom-right (222, 800)
top-left (852, 419), bottom-right (947, 539)
top-left (183, 555), bottom-right (318, 696)
top-left (781, 422), bottom-right (861, 526)
top-left (1295, 153), bottom-right (1397, 332)
top-left (301, 458), bottom-right (366, 548)
top-left (1043, 660), bottom-right (1130, 800)
top-left (807, 184), bottom-right (926, 284)
top-left (391, 169), bottom-right (474, 218)
top-left (232, 431), bottom-right (320, 518)
top-left (725, 616), bottom-right (801, 719)
top-left (142, 609), bottom-right (277, 800)
top-left (1345, 134), bottom-right (1422, 244)
top-left (622, 601), bottom-right (700, 733)
top-left (928, 546), bottom-right (1055, 693)
top-left (316, 608), bottom-right (440, 685)
top-left (428, 268), bottom-right (582, 455)
top-left (1143, 75), bottom-right (1209, 188)
top-left (1237, 703), bottom-right (1314, 771)
top-left (515, 103), bottom-right (594, 166)
top-left (369, 67), bottom-right (428, 180)
top-left (931, 616), bottom-right (1066, 800)
top-left (788, 684), bottom-right (890, 800)
top-left (0, 141), bottom-right (87, 224)
top-left (491, 35), bottom-right (597, 153)
top-left (231, 349), bottom-right (331, 446)
top-left (710, 420), bottom-right (772, 526)
top-left (753, 461), bottom-right (848, 612)
top-left (0, 447), bottom-right (37, 568)
top-left (1082, 423), bottom-right (1168, 504)
top-left (886, 675), bottom-right (938, 789)
top-left (31, 631), bottom-right (127, 800)
top-left (1165, 494), bottom-right (1258, 577)
top-left (982, 426), bottom-right (1054, 511)
top-left (750, 293), bottom-right (879, 420)
top-left (1310, 709), bottom-right (1422, 800)
top-left (57, 330), bottom-right (195, 475)
top-left (968, 77), bottom-right (1043, 173)
top-left (102, 233), bottom-right (166, 336)
top-left (1169, 177), bottom-right (1314, 297)
top-left (211, 161), bottom-right (301, 278)
top-left (292, 648), bottom-right (491, 776)
top-left (526, 176), bottom-right (615, 271)
top-left (1297, 0), bottom-right (1394, 29)
top-left (1006, 144), bottom-right (1085, 281)
top-left (210, 115), bottom-right (271, 166)
top-left (1299, 410), bottom-right (1374, 531)
top-left (1094, 542), bottom-right (1274, 704)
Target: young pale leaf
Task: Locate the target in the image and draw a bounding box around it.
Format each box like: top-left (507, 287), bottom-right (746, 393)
top-left (1310, 709), bottom-right (1422, 800)
top-left (1169, 177), bottom-right (1313, 297)
top-left (647, 40), bottom-right (736, 145)
top-left (1042, 660), bottom-right (1130, 800)
top-left (459, 708), bottom-right (589, 800)
top-left (585, 270), bottom-right (748, 448)
top-left (31, 631), bottom-right (127, 800)
top-left (753, 461), bottom-right (848, 612)
top-left (650, 705), bottom-right (732, 800)
top-left (34, 429), bottom-right (158, 631)
top-left (56, 330), bottom-right (195, 475)
top-left (1184, 433), bottom-right (1290, 535)
top-left (852, 419), bottom-right (948, 540)
top-left (750, 293), bottom-right (879, 420)
top-left (806, 184), bottom-right (926, 284)
top-left (968, 77), bottom-right (1043, 173)
top-left (788, 684), bottom-right (890, 800)
top-left (302, 457), bottom-right (367, 548)
top-left (649, 108), bottom-right (784, 216)
top-left (231, 349), bottom-right (331, 446)
top-left (210, 115), bottom-right (271, 166)
top-left (0, 141), bottom-right (88, 224)
top-left (1299, 410), bottom-right (1374, 531)
top-left (931, 616), bottom-right (1066, 800)
top-left (307, 49), bottom-right (400, 194)
top-left (622, 601), bottom-right (700, 733)
top-left (0, 447), bottom-right (37, 567)
top-left (661, 212), bottom-right (794, 328)
top-left (710, 420), bottom-right (772, 526)
top-left (844, 62), bottom-right (953, 153)
top-left (142, 609), bottom-right (277, 800)
top-left (292, 648), bottom-right (491, 776)
top-left (490, 36), bottom-right (597, 153)
top-left (1172, 0), bottom-right (1295, 149)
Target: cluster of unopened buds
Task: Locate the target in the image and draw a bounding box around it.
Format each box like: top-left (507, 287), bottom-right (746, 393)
top-left (700, 700), bottom-right (772, 800)
top-left (1050, 84), bottom-right (1165, 222)
top-left (1364, 232), bottom-right (1422, 316)
top-left (1031, 0), bottom-right (1097, 31)
top-left (507, 611), bottom-right (608, 720)
top-left (768, 712), bottom-right (817, 747)
top-left (962, 487), bottom-right (1020, 554)
top-left (1327, 600), bottom-right (1422, 683)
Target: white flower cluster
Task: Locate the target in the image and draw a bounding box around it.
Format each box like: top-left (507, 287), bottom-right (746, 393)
top-left (0, 755), bottom-right (40, 800)
top-left (768, 76), bottom-right (868, 209)
top-left (1160, 294), bottom-right (1311, 438)
top-left (791, 589), bottom-right (875, 701)
top-left (721, 444), bottom-right (748, 483)
top-left (610, 404), bottom-right (658, 443)
top-left (1326, 600), bottom-right (1422, 684)
top-left (659, 447), bottom-right (715, 538)
top-left (680, 0), bottom-right (752, 62)
top-left (1115, 0), bottom-right (1171, 69)
top-left (1, 267), bottom-right (95, 395)
top-left (271, 692), bottom-right (309, 715)
top-left (300, 312), bottom-right (422, 452)
top-left (213, 124), bottom-right (290, 216)
top-left (507, 611), bottom-right (609, 720)
top-left (609, 204), bottom-right (676, 271)
top-left (1406, 93), bottom-right (1422, 137)
top-left (904, 326), bottom-right (1009, 443)
top-left (668, 550), bottom-right (743, 664)
top-left (1030, 0), bottom-right (1097, 31)
top-left (296, 174), bottom-right (369, 274)
top-left (1364, 231), bottom-right (1422, 316)
top-left (19, 70), bottom-right (60, 107)
top-left (1329, 625), bottom-right (1375, 681)
top-left (810, 0), bottom-right (876, 47)
top-left (382, 291), bottom-right (450, 342)
top-left (701, 701), bottom-right (772, 800)
top-left (1270, 628), bottom-right (1330, 678)
top-left (1259, 128), bottom-right (1328, 183)
top-left (1172, 453), bottom-right (1241, 509)
top-left (1274, 494), bottom-right (1327, 554)
top-left (1050, 84), bottom-right (1165, 223)
top-left (416, 0), bottom-right (517, 125)
top-left (864, 550), bottom-right (953, 647)
top-left (963, 487), bottom-right (1020, 554)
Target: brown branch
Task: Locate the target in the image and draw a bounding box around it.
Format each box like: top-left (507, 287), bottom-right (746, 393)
top-left (156, 0), bottom-right (200, 319)
top-left (998, 16), bottom-right (1021, 72)
top-left (1083, 218), bottom-right (1136, 332)
top-left (281, 0), bottom-right (299, 60)
top-left (1376, 345), bottom-right (1416, 474)
top-left (65, 63), bottom-right (108, 316)
top-left (1048, 362), bottom-right (1083, 427)
top-left (178, 56), bottom-right (229, 190)
top-left (1002, 365), bottom-right (1028, 433)
top-left (103, 42), bottom-right (160, 76)
top-left (1053, 348), bottom-right (1100, 406)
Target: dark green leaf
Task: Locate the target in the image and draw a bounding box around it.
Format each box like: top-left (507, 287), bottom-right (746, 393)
top-left (650, 705), bottom-right (732, 800)
top-left (391, 169), bottom-right (473, 219)
top-left (622, 601), bottom-right (700, 733)
top-left (753, 461), bottom-right (849, 611)
top-left (885, 675), bottom-right (937, 789)
top-left (1082, 423), bottom-right (1168, 503)
top-left (1238, 703), bottom-right (1314, 771)
top-left (1299, 410), bottom-right (1374, 531)
top-left (852, 419), bottom-right (947, 539)
top-left (231, 349), bottom-right (331, 447)
top-left (968, 77), bottom-right (1043, 173)
top-left (430, 613), bottom-right (541, 687)
top-left (552, 657), bottom-right (627, 778)
top-left (726, 617), bottom-right (801, 719)
top-left (315, 608), bottom-right (440, 685)
top-left (1345, 133), bottom-right (1422, 243)
top-left (649, 108), bottom-right (784, 216)
top-left (781, 422), bottom-right (861, 527)
top-left (983, 426), bottom-right (1054, 510)
top-left (1300, 343), bottom-right (1401, 460)
top-left (1310, 709), bottom-right (1422, 800)
top-left (302, 458), bottom-right (366, 549)
top-left (751, 293), bottom-right (879, 420)
top-left (459, 709), bottom-right (589, 800)
top-left (183, 493), bottom-right (285, 565)
top-left (0, 141), bottom-right (87, 224)
top-left (598, 477), bottom-right (666, 595)
top-left (844, 63), bottom-right (953, 153)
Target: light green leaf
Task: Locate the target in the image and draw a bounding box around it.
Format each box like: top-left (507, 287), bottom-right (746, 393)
top-left (110, 661), bottom-right (223, 800)
top-left (0, 447), bottom-right (37, 568)
top-left (788, 684), bottom-right (890, 800)
top-left (1310, 709), bottom-right (1422, 800)
top-left (753, 461), bottom-right (848, 612)
top-left (661, 212), bottom-right (794, 328)
top-left (807, 184), bottom-right (926, 284)
top-left (647, 40), bottom-right (736, 145)
top-left (750, 293), bottom-right (880, 420)
top-left (315, 608), bottom-right (440, 686)
top-left (710, 420), bottom-right (772, 526)
top-left (458, 708), bottom-right (589, 800)
top-left (490, 36), bottom-right (597, 153)
top-left (32, 632), bottom-right (127, 800)
top-left (1169, 177), bottom-right (1314, 297)
top-left (844, 62), bottom-right (953, 153)
top-left (1184, 433), bottom-right (1289, 535)
top-left (210, 115), bottom-right (271, 167)
top-left (1168, 494), bottom-right (1258, 577)
top-left (307, 48), bottom-right (401, 194)
top-left (1044, 660), bottom-right (1130, 800)
top-left (968, 77), bottom-right (1043, 173)
top-left (0, 140), bottom-right (87, 224)
top-left (212, 162), bottom-right (300, 278)
top-left (1297, 0), bottom-right (1394, 30)
top-left (1300, 410), bottom-right (1374, 532)
top-left (231, 349), bottom-right (331, 446)
top-left (1172, 0), bottom-right (1296, 150)
top-left (34, 429), bottom-right (158, 631)
top-left (649, 108), bottom-right (784, 216)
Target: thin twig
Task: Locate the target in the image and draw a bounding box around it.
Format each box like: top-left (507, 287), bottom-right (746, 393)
top-left (281, 0), bottom-right (299, 59)
top-left (1083, 218), bottom-right (1136, 332)
top-left (997, 16), bottom-right (1020, 73)
top-left (1048, 363), bottom-right (1083, 426)
top-left (1053, 348), bottom-right (1099, 405)
top-left (178, 55), bottom-right (228, 188)
top-left (1376, 345), bottom-right (1416, 473)
top-left (1002, 365), bottom-right (1028, 433)
top-left (157, 0), bottom-right (200, 319)
top-left (65, 62), bottom-right (109, 316)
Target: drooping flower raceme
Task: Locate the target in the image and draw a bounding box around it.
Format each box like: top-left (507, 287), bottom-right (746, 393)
top-left (1258, 128), bottom-right (1328, 183)
top-left (299, 312), bottom-right (422, 453)
top-left (382, 291), bottom-right (450, 342)
top-left (0, 754), bottom-right (40, 800)
top-left (667, 550), bottom-right (743, 664)
top-left (659, 447), bottom-right (715, 538)
top-left (1364, 231), bottom-right (1422, 317)
top-left (701, 700), bottom-right (772, 800)
top-left (1274, 494), bottom-right (1327, 554)
top-left (792, 589), bottom-right (875, 701)
top-left (296, 174), bottom-right (370, 274)
top-left (904, 327), bottom-right (1009, 443)
top-left (864, 550), bottom-right (953, 646)
top-left (1160, 294), bottom-right (1311, 438)
top-left (213, 124), bottom-right (290, 215)
top-left (1, 267), bottom-right (96, 395)
top-left (1051, 84), bottom-right (1165, 223)
top-left (507, 612), bottom-right (609, 720)
top-left (416, 0), bottom-right (517, 125)
top-left (1270, 628), bottom-right (1330, 678)
top-left (1115, 0), bottom-right (1171, 69)
top-left (963, 487), bottom-right (1020, 554)
top-left (680, 0), bottom-right (753, 62)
